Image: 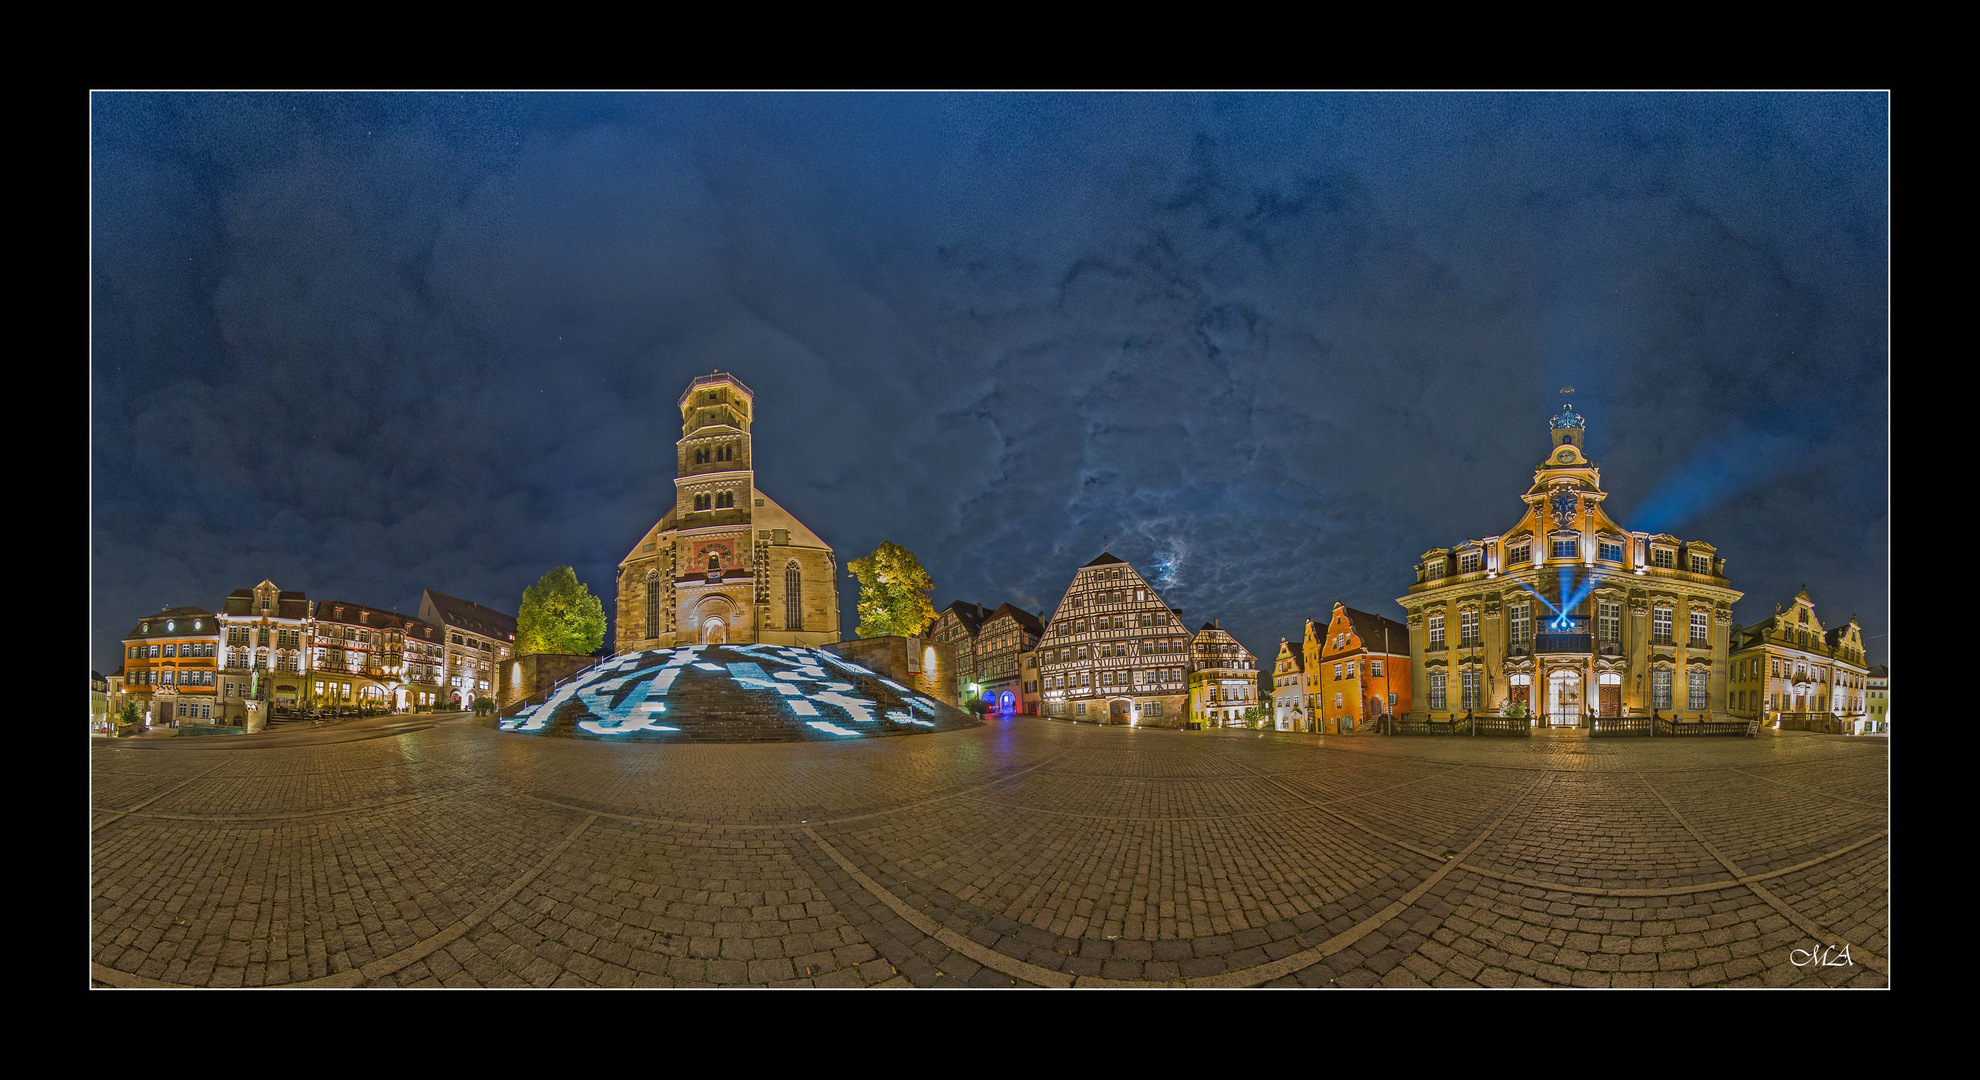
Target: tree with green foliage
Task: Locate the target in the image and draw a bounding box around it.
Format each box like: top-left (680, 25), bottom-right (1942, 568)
top-left (847, 542), bottom-right (938, 639)
top-left (474, 696), bottom-right (496, 717)
top-left (118, 701), bottom-right (140, 728)
top-left (517, 566), bottom-right (608, 655)
top-left (1242, 705), bottom-right (1270, 729)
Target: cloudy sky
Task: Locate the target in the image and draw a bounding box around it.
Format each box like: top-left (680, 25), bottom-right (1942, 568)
top-left (91, 93), bottom-right (1888, 675)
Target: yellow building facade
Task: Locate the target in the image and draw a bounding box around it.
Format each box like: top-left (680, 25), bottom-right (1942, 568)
top-left (1397, 404), bottom-right (1743, 724)
top-left (1727, 589), bottom-right (1869, 731)
top-left (1187, 621), bottom-right (1258, 727)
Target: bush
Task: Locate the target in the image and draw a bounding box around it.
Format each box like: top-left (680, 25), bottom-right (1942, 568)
top-left (473, 696), bottom-right (497, 717)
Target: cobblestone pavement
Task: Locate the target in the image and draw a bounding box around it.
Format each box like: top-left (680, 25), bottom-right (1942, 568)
top-left (90, 718), bottom-right (1888, 987)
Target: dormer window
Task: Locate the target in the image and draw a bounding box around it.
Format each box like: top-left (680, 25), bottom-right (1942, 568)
top-left (1689, 555), bottom-right (1711, 574)
top-left (1507, 543), bottom-right (1530, 565)
top-left (1652, 548), bottom-right (1675, 569)
top-left (1599, 541), bottom-right (1623, 562)
top-left (1458, 552), bottom-right (1481, 574)
top-left (1551, 538), bottom-right (1578, 560)
top-left (1424, 560), bottom-right (1444, 580)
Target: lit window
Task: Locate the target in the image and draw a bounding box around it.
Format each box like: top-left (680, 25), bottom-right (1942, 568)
top-left (1653, 548), bottom-right (1675, 569)
top-left (1552, 538), bottom-right (1578, 560)
top-left (1652, 605), bottom-right (1673, 645)
top-left (1428, 613), bottom-right (1445, 649)
top-left (1599, 541), bottom-right (1623, 562)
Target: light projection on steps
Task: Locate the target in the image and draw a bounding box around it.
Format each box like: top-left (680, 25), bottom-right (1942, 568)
top-left (497, 644), bottom-right (976, 742)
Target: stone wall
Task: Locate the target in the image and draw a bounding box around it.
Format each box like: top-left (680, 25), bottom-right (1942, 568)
top-left (824, 636), bottom-right (955, 708)
top-left (497, 653), bottom-right (599, 710)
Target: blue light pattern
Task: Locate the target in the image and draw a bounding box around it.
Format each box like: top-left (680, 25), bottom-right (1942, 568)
top-left (498, 644), bottom-right (966, 741)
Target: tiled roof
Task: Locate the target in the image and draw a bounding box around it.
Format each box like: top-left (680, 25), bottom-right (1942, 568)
top-left (985, 603), bottom-right (1044, 636)
top-left (1341, 606), bottom-right (1410, 656)
top-left (938, 600), bottom-right (993, 637)
top-left (314, 601), bottom-right (439, 638)
top-left (125, 609), bottom-right (217, 639)
top-left (423, 589), bottom-right (519, 639)
top-left (1081, 552), bottom-right (1126, 568)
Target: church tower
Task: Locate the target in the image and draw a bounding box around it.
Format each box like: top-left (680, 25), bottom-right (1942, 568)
top-left (614, 373), bottom-right (840, 652)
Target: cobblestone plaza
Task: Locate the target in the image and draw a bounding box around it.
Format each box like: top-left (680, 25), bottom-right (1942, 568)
top-left (90, 717), bottom-right (1887, 988)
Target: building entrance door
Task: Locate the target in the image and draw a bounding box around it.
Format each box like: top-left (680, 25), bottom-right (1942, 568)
top-left (1599, 672), bottom-right (1620, 717)
top-left (1547, 670), bottom-right (1582, 727)
top-left (702, 618), bottom-right (727, 645)
top-left (1109, 699), bottom-right (1129, 724)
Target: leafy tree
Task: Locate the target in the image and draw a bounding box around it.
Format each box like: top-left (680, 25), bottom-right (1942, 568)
top-left (847, 542), bottom-right (939, 639)
top-left (517, 567), bottom-right (608, 655)
top-left (1242, 705), bottom-right (1270, 729)
top-left (473, 696), bottom-right (496, 717)
top-left (118, 701), bottom-right (140, 727)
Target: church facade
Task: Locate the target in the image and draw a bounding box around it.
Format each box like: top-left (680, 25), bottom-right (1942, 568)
top-left (1396, 403), bottom-right (1743, 724)
top-left (614, 373), bottom-right (840, 652)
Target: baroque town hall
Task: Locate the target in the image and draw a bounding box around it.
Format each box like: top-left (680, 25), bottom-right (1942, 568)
top-left (615, 373), bottom-right (841, 651)
top-left (1397, 403), bottom-right (1742, 725)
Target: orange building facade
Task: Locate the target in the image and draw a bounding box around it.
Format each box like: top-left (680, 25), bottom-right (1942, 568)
top-left (1305, 602), bottom-right (1412, 734)
top-left (120, 607), bottom-right (220, 728)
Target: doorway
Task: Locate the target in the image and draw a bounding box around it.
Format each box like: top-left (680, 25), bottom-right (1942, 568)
top-left (1547, 670), bottom-right (1582, 727)
top-left (701, 617), bottom-right (727, 645)
top-left (1109, 699), bottom-right (1130, 724)
top-left (1599, 672), bottom-right (1620, 717)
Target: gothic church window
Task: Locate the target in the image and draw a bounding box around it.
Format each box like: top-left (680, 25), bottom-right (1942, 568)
top-left (785, 562), bottom-right (802, 630)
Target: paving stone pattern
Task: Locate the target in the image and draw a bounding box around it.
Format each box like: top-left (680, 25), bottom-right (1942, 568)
top-left (91, 718), bottom-right (1888, 987)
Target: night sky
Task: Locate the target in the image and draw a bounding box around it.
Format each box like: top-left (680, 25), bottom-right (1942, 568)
top-left (90, 93), bottom-right (1888, 677)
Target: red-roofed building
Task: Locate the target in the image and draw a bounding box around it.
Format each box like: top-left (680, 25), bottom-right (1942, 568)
top-left (1307, 602), bottom-right (1411, 734)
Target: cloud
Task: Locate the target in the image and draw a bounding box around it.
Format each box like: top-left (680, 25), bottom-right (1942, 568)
top-left (90, 94), bottom-right (1889, 675)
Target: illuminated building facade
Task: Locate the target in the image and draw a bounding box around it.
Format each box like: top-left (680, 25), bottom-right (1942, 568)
top-left (1397, 403), bottom-right (1743, 724)
top-left (419, 590), bottom-right (516, 709)
top-left (1037, 553), bottom-right (1191, 725)
top-left (929, 600), bottom-right (993, 703)
top-left (312, 601), bottom-right (447, 711)
top-left (121, 607), bottom-right (219, 728)
top-left (1308, 602), bottom-right (1411, 734)
top-left (1188, 621), bottom-right (1259, 727)
top-left (1866, 664), bottom-right (1887, 730)
top-left (974, 603), bottom-right (1043, 714)
top-left (218, 581), bottom-right (311, 716)
top-left (1271, 639), bottom-right (1308, 731)
top-left (1727, 589), bottom-right (1868, 728)
top-left (614, 372), bottom-right (840, 652)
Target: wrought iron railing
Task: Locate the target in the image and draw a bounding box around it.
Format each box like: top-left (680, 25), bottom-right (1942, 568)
top-left (1533, 632), bottom-right (1592, 654)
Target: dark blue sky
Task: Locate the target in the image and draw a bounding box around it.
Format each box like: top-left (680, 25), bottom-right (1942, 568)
top-left (91, 93), bottom-right (1888, 675)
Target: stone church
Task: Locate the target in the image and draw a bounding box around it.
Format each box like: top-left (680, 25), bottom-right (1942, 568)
top-left (614, 373), bottom-right (840, 651)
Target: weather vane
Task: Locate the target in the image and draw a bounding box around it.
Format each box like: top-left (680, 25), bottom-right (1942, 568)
top-left (1102, 534), bottom-right (1110, 552)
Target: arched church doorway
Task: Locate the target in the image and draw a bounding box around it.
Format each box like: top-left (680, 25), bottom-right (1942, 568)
top-left (701, 617), bottom-right (727, 645)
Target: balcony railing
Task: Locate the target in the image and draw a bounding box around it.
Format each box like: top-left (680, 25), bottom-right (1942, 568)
top-left (1533, 632), bottom-right (1593, 654)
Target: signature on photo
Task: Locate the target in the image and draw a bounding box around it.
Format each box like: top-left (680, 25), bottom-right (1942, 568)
top-left (1790, 944), bottom-right (1853, 968)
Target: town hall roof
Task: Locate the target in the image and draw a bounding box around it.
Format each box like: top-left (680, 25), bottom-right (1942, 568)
top-left (1081, 552), bottom-right (1127, 568)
